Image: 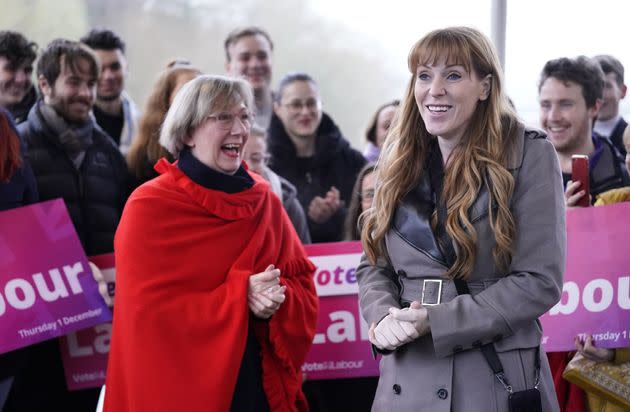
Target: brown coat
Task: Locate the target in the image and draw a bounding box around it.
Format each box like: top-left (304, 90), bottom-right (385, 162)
top-left (357, 126), bottom-right (566, 412)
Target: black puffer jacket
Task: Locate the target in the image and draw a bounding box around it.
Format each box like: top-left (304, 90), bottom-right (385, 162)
top-left (18, 103), bottom-right (128, 256)
top-left (268, 112), bottom-right (366, 243)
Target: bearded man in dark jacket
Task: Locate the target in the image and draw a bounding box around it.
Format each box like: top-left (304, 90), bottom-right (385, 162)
top-left (8, 39), bottom-right (127, 412)
top-left (268, 72), bottom-right (366, 243)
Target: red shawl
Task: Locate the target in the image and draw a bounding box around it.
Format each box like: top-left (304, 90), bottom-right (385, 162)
top-left (104, 159), bottom-right (318, 412)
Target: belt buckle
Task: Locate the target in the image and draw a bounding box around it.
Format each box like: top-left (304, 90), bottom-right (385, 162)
top-left (421, 279), bottom-right (442, 306)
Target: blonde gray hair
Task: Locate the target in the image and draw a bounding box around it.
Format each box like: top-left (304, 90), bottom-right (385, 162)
top-left (160, 74), bottom-right (253, 156)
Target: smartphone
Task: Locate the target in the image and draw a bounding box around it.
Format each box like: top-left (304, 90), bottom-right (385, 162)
top-left (571, 155), bottom-right (590, 207)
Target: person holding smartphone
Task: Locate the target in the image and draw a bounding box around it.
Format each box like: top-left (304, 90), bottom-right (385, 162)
top-left (538, 56), bottom-right (630, 208)
top-left (356, 27), bottom-right (565, 412)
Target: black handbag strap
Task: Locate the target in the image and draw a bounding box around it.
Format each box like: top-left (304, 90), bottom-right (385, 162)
top-left (428, 144), bottom-right (540, 394)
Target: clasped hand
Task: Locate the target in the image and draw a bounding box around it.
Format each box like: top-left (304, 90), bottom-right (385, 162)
top-left (369, 301), bottom-right (430, 351)
top-left (248, 265), bottom-right (286, 319)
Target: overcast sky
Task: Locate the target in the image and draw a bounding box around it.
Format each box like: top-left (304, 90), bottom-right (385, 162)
top-left (308, 0), bottom-right (630, 127)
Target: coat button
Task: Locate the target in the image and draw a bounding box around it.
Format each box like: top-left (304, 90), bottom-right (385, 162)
top-left (493, 334), bottom-right (503, 342)
top-left (392, 384), bottom-right (401, 395)
top-left (397, 269), bottom-right (407, 277)
top-left (452, 345), bottom-right (463, 353)
top-left (437, 388), bottom-right (448, 399)
top-left (472, 340), bottom-right (482, 347)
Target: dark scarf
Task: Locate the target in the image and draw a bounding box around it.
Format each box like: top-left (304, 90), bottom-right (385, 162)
top-left (37, 101), bottom-right (93, 169)
top-left (177, 146), bottom-right (254, 193)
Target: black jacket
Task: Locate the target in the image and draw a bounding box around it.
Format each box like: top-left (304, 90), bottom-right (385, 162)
top-left (610, 117), bottom-right (628, 157)
top-left (268, 112), bottom-right (366, 243)
top-left (18, 104), bottom-right (128, 256)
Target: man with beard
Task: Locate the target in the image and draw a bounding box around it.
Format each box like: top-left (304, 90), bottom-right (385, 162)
top-left (593, 55), bottom-right (628, 156)
top-left (6, 39), bottom-right (128, 412)
top-left (81, 28), bottom-right (138, 156)
top-left (225, 26), bottom-right (274, 129)
top-left (0, 31), bottom-right (38, 123)
top-left (539, 56), bottom-right (629, 209)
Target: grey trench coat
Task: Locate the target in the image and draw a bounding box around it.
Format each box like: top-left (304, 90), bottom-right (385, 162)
top-left (357, 126), bottom-right (565, 412)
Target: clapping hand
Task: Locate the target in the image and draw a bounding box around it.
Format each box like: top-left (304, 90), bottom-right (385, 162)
top-left (248, 265), bottom-right (286, 319)
top-left (308, 187), bottom-right (342, 223)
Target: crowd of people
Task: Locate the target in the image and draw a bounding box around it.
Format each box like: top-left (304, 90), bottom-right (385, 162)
top-left (0, 23), bottom-right (628, 412)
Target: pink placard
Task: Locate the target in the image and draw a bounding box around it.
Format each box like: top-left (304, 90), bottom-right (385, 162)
top-left (59, 203), bottom-right (630, 388)
top-left (0, 199), bottom-right (112, 355)
top-left (540, 202), bottom-right (630, 351)
top-left (302, 242), bottom-right (379, 380)
top-left (59, 253), bottom-right (115, 390)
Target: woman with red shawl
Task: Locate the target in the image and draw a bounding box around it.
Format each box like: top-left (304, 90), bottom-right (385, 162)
top-left (104, 75), bottom-right (318, 412)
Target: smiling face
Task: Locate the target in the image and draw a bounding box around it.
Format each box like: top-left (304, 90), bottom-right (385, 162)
top-left (274, 80), bottom-right (322, 140)
top-left (414, 59), bottom-right (490, 143)
top-left (598, 72), bottom-right (626, 121)
top-left (186, 101), bottom-right (251, 175)
top-left (0, 56), bottom-right (34, 108)
top-left (225, 34), bottom-right (272, 94)
top-left (539, 77), bottom-right (599, 154)
top-left (40, 56), bottom-right (96, 124)
top-left (93, 48), bottom-right (127, 101)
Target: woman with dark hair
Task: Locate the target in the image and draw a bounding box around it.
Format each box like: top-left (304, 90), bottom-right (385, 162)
top-left (104, 75), bottom-right (318, 412)
top-left (0, 108), bottom-right (38, 410)
top-left (268, 72), bottom-right (366, 243)
top-left (363, 101), bottom-right (399, 162)
top-left (344, 162), bottom-right (376, 240)
top-left (357, 27), bottom-right (565, 411)
top-left (126, 61), bottom-right (201, 187)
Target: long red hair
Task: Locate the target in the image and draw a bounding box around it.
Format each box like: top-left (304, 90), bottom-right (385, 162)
top-left (0, 111), bottom-right (22, 182)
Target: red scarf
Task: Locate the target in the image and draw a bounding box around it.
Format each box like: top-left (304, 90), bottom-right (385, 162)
top-left (104, 159), bottom-right (318, 412)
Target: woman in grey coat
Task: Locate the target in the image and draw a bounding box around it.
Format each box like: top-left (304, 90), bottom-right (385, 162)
top-left (356, 27), bottom-right (565, 412)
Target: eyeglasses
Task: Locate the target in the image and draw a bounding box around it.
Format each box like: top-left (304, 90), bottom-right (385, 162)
top-left (362, 189), bottom-right (375, 201)
top-left (246, 153), bottom-right (270, 166)
top-left (282, 98), bottom-right (321, 113)
top-left (207, 111), bottom-right (253, 130)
